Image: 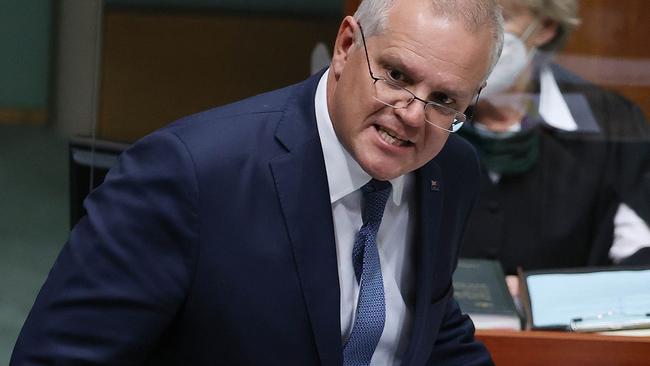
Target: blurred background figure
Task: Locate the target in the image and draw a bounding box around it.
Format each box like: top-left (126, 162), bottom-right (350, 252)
top-left (458, 0), bottom-right (650, 295)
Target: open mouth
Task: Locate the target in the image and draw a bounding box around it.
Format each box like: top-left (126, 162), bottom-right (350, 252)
top-left (376, 125), bottom-right (412, 147)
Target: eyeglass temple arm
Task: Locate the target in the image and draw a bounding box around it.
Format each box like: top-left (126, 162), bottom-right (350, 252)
top-left (466, 88), bottom-right (483, 124)
top-left (357, 22), bottom-right (378, 81)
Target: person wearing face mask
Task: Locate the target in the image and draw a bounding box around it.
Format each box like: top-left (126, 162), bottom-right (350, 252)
top-left (458, 0), bottom-right (650, 296)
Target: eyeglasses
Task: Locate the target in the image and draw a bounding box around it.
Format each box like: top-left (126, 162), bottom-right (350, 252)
top-left (358, 23), bottom-right (478, 133)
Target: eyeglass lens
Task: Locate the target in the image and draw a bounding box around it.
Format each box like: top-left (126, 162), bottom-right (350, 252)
top-left (372, 79), bottom-right (464, 132)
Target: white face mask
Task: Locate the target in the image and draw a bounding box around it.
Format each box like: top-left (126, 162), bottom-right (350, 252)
top-left (482, 23), bottom-right (538, 98)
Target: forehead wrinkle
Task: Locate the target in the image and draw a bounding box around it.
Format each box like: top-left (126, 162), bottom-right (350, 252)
top-left (382, 1), bottom-right (473, 69)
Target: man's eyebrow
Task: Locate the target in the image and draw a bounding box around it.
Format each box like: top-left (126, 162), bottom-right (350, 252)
top-left (377, 53), bottom-right (416, 78)
top-left (379, 51), bottom-right (474, 102)
top-left (434, 88), bottom-right (472, 102)
top-left (421, 81), bottom-right (473, 105)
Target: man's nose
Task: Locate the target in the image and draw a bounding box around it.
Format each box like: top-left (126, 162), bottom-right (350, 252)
top-left (394, 101), bottom-right (425, 128)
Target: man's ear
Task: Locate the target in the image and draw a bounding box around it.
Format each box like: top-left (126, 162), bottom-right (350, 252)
top-left (330, 16), bottom-right (358, 80)
top-left (531, 18), bottom-right (559, 48)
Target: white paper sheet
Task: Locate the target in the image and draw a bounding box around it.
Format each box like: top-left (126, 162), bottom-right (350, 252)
top-left (527, 269), bottom-right (650, 328)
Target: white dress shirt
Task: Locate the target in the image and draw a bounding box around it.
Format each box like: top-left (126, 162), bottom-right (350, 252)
top-left (314, 70), bottom-right (416, 365)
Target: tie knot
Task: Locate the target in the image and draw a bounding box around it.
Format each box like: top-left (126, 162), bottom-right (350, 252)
top-left (361, 179), bottom-right (392, 224)
top-left (362, 179), bottom-right (392, 194)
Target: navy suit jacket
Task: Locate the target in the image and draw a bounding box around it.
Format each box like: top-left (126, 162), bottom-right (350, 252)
top-left (12, 71), bottom-right (492, 365)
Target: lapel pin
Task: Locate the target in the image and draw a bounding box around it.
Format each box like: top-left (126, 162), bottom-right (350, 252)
top-left (431, 180), bottom-right (440, 192)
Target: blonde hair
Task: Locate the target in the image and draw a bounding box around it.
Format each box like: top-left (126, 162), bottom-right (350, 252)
top-left (515, 0), bottom-right (581, 51)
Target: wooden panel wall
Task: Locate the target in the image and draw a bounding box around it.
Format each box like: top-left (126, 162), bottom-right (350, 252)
top-left (344, 0), bottom-right (361, 16)
top-left (343, 0), bottom-right (650, 119)
top-left (98, 10), bottom-right (339, 142)
top-left (557, 0), bottom-right (650, 118)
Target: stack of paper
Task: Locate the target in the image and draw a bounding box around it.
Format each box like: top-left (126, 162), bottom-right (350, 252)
top-left (521, 267), bottom-right (650, 332)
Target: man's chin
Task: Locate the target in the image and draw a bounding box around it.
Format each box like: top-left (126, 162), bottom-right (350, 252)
top-left (361, 164), bottom-right (407, 182)
top-left (353, 147), bottom-right (413, 180)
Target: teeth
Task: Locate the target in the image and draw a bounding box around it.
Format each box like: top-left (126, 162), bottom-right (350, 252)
top-left (378, 126), bottom-right (408, 146)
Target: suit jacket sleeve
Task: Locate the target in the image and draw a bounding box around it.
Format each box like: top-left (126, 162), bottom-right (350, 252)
top-left (427, 297), bottom-right (494, 366)
top-left (11, 130), bottom-right (200, 365)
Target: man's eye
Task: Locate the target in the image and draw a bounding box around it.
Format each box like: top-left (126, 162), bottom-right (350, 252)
top-left (431, 92), bottom-right (454, 105)
top-left (387, 69), bottom-right (405, 82)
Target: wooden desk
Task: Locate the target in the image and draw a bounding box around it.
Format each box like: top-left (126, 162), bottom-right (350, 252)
top-left (476, 330), bottom-right (650, 366)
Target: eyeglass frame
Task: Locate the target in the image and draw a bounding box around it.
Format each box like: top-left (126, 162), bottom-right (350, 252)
top-left (357, 22), bottom-right (481, 133)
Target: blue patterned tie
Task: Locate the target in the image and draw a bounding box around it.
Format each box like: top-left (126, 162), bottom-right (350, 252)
top-left (343, 179), bottom-right (392, 366)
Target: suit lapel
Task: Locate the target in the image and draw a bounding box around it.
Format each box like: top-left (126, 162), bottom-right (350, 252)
top-left (402, 161), bottom-right (445, 365)
top-left (269, 72), bottom-right (343, 365)
top-left (267, 70), bottom-right (448, 365)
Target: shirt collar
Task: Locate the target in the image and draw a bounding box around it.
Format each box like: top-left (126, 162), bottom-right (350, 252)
top-left (314, 69), bottom-right (406, 205)
top-left (538, 64), bottom-right (579, 131)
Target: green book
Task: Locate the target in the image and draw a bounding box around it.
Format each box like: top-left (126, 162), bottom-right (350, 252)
top-left (453, 258), bottom-right (521, 330)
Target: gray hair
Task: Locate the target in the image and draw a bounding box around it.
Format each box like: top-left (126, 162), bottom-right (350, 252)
top-left (509, 0), bottom-right (580, 51)
top-left (353, 0), bottom-right (505, 80)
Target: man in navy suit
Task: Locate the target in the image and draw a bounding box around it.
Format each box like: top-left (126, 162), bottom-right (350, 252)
top-left (12, 0), bottom-right (503, 364)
